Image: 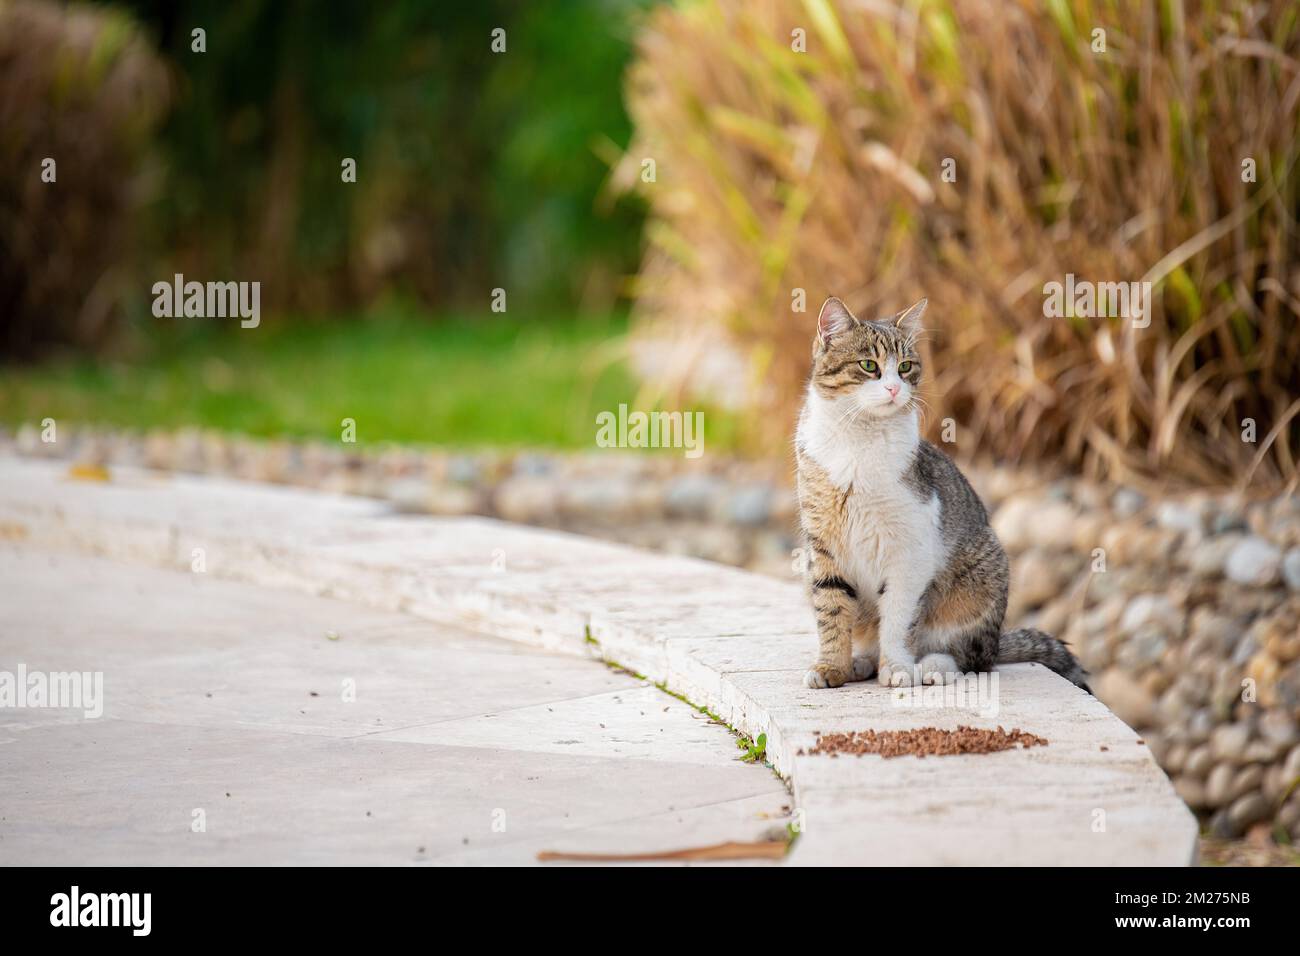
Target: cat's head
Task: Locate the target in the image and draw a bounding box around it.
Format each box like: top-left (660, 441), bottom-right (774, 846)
top-left (810, 296), bottom-right (926, 418)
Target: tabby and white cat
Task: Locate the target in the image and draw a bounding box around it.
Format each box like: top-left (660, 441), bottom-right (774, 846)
top-left (796, 296), bottom-right (1089, 690)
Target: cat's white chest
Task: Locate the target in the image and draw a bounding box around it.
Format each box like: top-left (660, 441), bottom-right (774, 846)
top-left (798, 396), bottom-right (945, 596)
top-left (837, 479), bottom-right (943, 599)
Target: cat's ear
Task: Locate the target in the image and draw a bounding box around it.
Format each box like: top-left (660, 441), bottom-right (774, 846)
top-left (817, 297), bottom-right (857, 343)
top-left (895, 297), bottom-right (927, 336)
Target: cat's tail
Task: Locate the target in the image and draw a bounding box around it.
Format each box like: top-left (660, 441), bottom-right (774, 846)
top-left (998, 628), bottom-right (1091, 692)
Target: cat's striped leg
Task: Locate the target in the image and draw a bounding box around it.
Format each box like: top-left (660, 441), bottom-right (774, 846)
top-left (803, 554), bottom-right (857, 689)
top-left (850, 606), bottom-right (880, 681)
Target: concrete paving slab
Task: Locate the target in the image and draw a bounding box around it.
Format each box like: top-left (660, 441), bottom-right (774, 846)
top-left (0, 546), bottom-right (787, 865)
top-left (375, 685), bottom-right (741, 765)
top-left (430, 792), bottom-right (790, 866)
top-left (1, 718), bottom-right (784, 866)
top-left (0, 548), bottom-right (633, 739)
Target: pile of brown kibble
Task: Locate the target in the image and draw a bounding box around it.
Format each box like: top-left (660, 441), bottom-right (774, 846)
top-left (802, 725), bottom-right (1048, 758)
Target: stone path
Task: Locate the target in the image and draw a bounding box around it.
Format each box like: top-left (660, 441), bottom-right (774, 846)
top-left (0, 458), bottom-right (1199, 864)
top-left (0, 546), bottom-right (789, 865)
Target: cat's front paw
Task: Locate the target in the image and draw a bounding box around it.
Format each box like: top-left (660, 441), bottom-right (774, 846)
top-left (919, 653), bottom-right (961, 685)
top-left (877, 659), bottom-right (918, 687)
top-left (804, 663), bottom-right (848, 689)
top-left (851, 655), bottom-right (877, 682)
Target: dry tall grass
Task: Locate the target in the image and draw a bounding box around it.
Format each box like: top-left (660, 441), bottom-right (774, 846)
top-left (619, 0), bottom-right (1300, 490)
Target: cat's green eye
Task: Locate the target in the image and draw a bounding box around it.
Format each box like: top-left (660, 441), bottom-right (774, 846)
top-left (898, 361), bottom-right (913, 374)
top-left (859, 359), bottom-right (879, 375)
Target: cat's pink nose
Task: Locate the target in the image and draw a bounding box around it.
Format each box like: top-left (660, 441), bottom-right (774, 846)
top-left (885, 383), bottom-right (900, 398)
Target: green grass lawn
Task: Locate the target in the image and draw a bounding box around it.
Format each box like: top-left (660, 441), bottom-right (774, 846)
top-left (0, 308), bottom-right (742, 451)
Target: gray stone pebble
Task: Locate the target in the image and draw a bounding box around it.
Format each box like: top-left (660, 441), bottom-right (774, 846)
top-left (1282, 548), bottom-right (1300, 592)
top-left (1225, 537), bottom-right (1282, 586)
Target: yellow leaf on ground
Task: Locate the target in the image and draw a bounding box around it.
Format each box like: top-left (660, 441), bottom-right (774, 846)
top-left (67, 463), bottom-right (111, 482)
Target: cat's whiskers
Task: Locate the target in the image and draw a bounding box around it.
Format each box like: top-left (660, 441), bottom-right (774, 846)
top-left (841, 397), bottom-right (883, 433)
top-left (842, 405), bottom-right (869, 432)
top-left (908, 395), bottom-right (933, 427)
top-left (833, 397), bottom-right (867, 430)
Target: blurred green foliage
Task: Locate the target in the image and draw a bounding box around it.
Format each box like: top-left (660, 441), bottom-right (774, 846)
top-left (0, 304), bottom-right (743, 449)
top-left (104, 0), bottom-right (649, 315)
